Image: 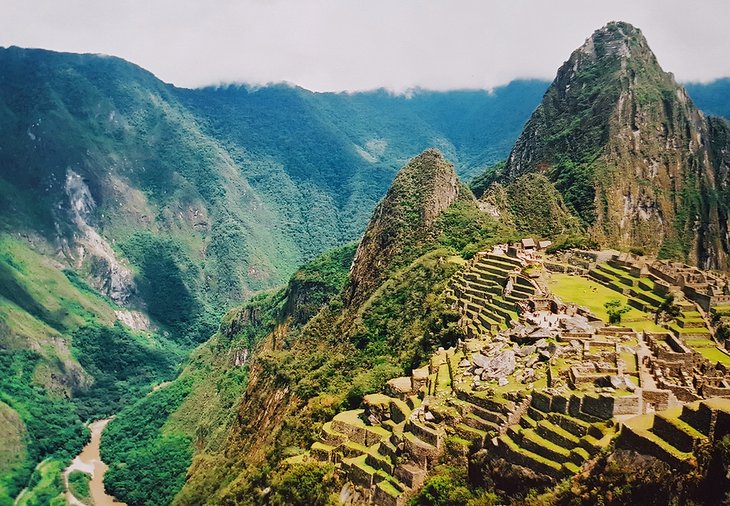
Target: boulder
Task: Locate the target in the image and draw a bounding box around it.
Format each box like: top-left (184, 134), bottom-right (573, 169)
top-left (472, 353), bottom-right (490, 369)
top-left (609, 375), bottom-right (626, 390)
top-left (478, 350), bottom-right (516, 380)
top-left (516, 345), bottom-right (536, 357)
top-left (625, 376), bottom-right (637, 392)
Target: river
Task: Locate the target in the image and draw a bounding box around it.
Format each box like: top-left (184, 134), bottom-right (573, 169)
top-left (64, 418), bottom-right (126, 506)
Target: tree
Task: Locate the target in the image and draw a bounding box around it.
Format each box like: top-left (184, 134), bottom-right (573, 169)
top-left (604, 300), bottom-right (630, 324)
top-left (654, 295), bottom-right (681, 324)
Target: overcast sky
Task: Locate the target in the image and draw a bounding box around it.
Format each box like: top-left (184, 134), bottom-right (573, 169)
top-left (1, 0), bottom-right (729, 92)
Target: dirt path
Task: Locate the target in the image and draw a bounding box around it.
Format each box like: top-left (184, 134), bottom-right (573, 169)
top-left (64, 418), bottom-right (126, 506)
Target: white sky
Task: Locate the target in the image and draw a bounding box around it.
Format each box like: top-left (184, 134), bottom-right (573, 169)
top-left (1, 0), bottom-right (729, 92)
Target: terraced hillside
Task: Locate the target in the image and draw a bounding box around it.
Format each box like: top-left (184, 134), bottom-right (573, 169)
top-left (587, 259), bottom-right (728, 366)
top-left (446, 252), bottom-right (538, 338)
top-left (490, 391), bottom-right (617, 482)
top-left (618, 398), bottom-right (730, 470)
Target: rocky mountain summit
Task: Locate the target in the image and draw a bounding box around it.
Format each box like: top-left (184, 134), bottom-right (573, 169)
top-left (346, 149), bottom-right (468, 306)
top-left (496, 21), bottom-right (730, 269)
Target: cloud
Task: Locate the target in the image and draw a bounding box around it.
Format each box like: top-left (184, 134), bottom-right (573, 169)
top-left (1, 0), bottom-right (729, 92)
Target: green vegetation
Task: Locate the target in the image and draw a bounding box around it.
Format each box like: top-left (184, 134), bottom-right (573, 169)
top-left (67, 470), bottom-right (93, 505)
top-left (268, 463), bottom-right (337, 506)
top-left (409, 466), bottom-right (501, 506)
top-left (604, 299), bottom-right (631, 324)
top-left (505, 173), bottom-right (582, 237)
top-left (119, 232), bottom-right (220, 344)
top-left (0, 351), bottom-right (87, 499)
top-left (102, 379), bottom-right (194, 506)
top-left (71, 322), bottom-right (182, 420)
top-left (14, 459), bottom-right (66, 506)
top-left (547, 273), bottom-right (663, 331)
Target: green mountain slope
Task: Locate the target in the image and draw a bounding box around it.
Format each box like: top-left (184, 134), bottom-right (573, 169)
top-left (102, 150), bottom-right (507, 505)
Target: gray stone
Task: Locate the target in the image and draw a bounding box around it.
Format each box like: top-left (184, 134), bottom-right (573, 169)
top-left (625, 376), bottom-right (637, 392)
top-left (516, 345), bottom-right (536, 357)
top-left (609, 375), bottom-right (625, 390)
top-left (474, 367), bottom-right (484, 376)
top-left (526, 356), bottom-right (539, 368)
top-left (424, 411), bottom-right (435, 422)
top-left (459, 358), bottom-right (470, 368)
top-left (538, 350), bottom-right (551, 361)
top-left (472, 353), bottom-right (490, 369)
top-left (570, 339), bottom-right (582, 350)
top-left (535, 338), bottom-right (548, 349)
top-left (475, 350), bottom-right (517, 379)
top-left (498, 377), bottom-right (509, 387)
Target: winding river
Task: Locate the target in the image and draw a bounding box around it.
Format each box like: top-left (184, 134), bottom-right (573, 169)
top-left (64, 418), bottom-right (126, 506)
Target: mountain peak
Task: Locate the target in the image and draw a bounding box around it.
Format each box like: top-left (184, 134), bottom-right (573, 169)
top-left (499, 22), bottom-right (730, 269)
top-left (345, 149), bottom-right (463, 306)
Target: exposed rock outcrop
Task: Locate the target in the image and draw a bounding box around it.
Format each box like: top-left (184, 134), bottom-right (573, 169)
top-left (346, 149), bottom-right (465, 306)
top-left (58, 169), bottom-right (137, 304)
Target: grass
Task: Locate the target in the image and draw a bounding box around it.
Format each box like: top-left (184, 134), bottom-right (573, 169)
top-left (692, 345), bottom-right (730, 366)
top-left (548, 273), bottom-right (664, 331)
top-left (15, 458), bottom-right (66, 506)
top-left (68, 470), bottom-right (93, 505)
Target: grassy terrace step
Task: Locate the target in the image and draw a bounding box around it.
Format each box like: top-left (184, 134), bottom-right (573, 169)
top-left (374, 479), bottom-right (406, 502)
top-left (520, 429), bottom-right (572, 463)
top-left (459, 275), bottom-right (498, 292)
top-left (677, 318), bottom-right (708, 329)
top-left (536, 420), bottom-right (581, 449)
top-left (618, 424), bottom-right (694, 469)
top-left (463, 412), bottom-right (500, 433)
top-left (528, 406), bottom-right (547, 421)
top-left (311, 441), bottom-right (336, 461)
top-left (365, 448), bottom-right (395, 474)
top-left (455, 423), bottom-right (488, 444)
top-left (390, 399), bottom-right (411, 424)
top-left (478, 258), bottom-right (519, 273)
top-left (484, 253), bottom-right (524, 268)
top-left (669, 324), bottom-right (710, 337)
top-left (570, 446), bottom-right (591, 463)
top-left (511, 286), bottom-right (535, 299)
top-left (321, 421), bottom-right (348, 446)
top-left (497, 434), bottom-right (564, 478)
top-left (652, 410), bottom-right (707, 453)
top-left (343, 454), bottom-right (378, 488)
top-left (456, 399), bottom-right (508, 425)
top-left (471, 270), bottom-right (511, 287)
top-left (546, 412), bottom-right (592, 438)
top-left (343, 440), bottom-right (371, 457)
top-left (473, 260), bottom-right (513, 276)
top-left (332, 410), bottom-right (391, 446)
top-left (630, 288), bottom-right (664, 308)
top-left (596, 263), bottom-right (638, 287)
top-left (520, 415), bottom-right (538, 430)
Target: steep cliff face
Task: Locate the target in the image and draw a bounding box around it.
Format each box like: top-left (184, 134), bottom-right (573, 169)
top-left (346, 149), bottom-right (464, 305)
top-left (502, 21), bottom-right (730, 268)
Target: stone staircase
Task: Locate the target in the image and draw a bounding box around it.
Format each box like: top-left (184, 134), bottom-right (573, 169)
top-left (446, 253), bottom-right (537, 339)
top-left (617, 398), bottom-right (730, 470)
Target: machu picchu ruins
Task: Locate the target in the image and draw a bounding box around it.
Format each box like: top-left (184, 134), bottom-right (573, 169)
top-left (288, 241), bottom-right (730, 505)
